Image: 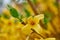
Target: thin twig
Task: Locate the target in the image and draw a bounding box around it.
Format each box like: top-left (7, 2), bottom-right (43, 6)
top-left (27, 0), bottom-right (38, 15)
top-left (31, 29), bottom-right (46, 39)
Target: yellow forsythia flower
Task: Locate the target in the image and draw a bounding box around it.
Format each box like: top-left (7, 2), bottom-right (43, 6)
top-left (22, 14), bottom-right (44, 35)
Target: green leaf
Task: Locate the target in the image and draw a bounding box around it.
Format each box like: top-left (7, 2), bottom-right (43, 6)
top-left (43, 11), bottom-right (52, 29)
top-left (3, 14), bottom-right (10, 19)
top-left (7, 5), bottom-right (19, 18)
top-left (44, 17), bottom-right (49, 25)
top-left (19, 19), bottom-right (23, 22)
top-left (0, 14), bottom-right (2, 18)
top-left (23, 8), bottom-right (31, 18)
top-left (53, 1), bottom-right (58, 7)
top-left (7, 5), bottom-right (23, 22)
top-left (31, 0), bottom-right (37, 4)
top-left (44, 11), bottom-right (52, 25)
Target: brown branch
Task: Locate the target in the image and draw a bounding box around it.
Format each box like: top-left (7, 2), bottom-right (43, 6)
top-left (27, 0), bottom-right (38, 15)
top-left (47, 6), bottom-right (58, 33)
top-left (50, 20), bottom-right (57, 33)
top-left (31, 29), bottom-right (46, 39)
top-left (57, 0), bottom-right (60, 27)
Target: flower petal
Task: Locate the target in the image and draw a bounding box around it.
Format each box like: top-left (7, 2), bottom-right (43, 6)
top-left (32, 24), bottom-right (43, 34)
top-left (34, 14), bottom-right (44, 24)
top-left (22, 24), bottom-right (32, 35)
top-left (45, 38), bottom-right (56, 40)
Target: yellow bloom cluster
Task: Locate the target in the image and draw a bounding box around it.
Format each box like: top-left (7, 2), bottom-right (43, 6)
top-left (0, 11), bottom-right (56, 40)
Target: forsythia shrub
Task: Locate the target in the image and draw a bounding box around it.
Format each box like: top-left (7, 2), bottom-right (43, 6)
top-left (0, 0), bottom-right (59, 40)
